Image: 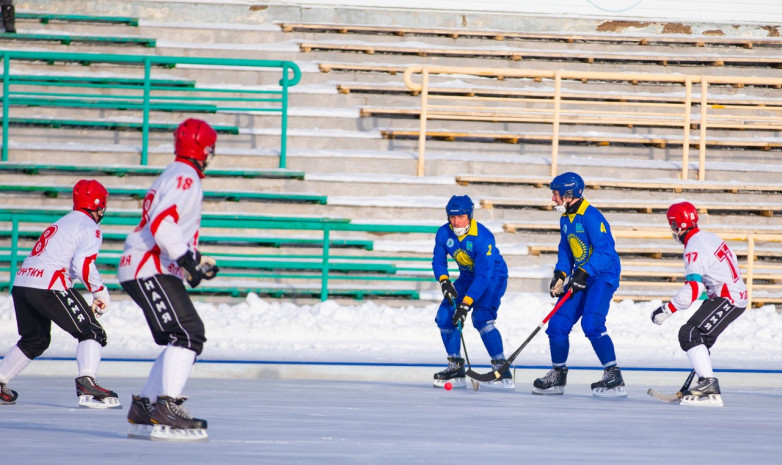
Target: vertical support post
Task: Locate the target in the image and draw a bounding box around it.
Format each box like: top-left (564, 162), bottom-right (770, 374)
top-left (417, 68), bottom-right (430, 177)
top-left (320, 226), bottom-right (330, 301)
top-left (141, 57), bottom-right (152, 166)
top-left (2, 52), bottom-right (10, 162)
top-left (279, 64), bottom-right (290, 169)
top-left (550, 71), bottom-right (562, 177)
top-left (10, 217), bottom-right (19, 287)
top-left (699, 78), bottom-right (708, 181)
top-left (681, 77), bottom-right (692, 180)
top-left (746, 234), bottom-right (755, 308)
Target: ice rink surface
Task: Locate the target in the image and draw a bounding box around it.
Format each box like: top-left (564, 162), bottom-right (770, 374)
top-left (2, 374), bottom-right (781, 464)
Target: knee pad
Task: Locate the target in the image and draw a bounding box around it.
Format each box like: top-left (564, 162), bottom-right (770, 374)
top-left (18, 335), bottom-right (51, 359)
top-left (678, 324), bottom-right (704, 351)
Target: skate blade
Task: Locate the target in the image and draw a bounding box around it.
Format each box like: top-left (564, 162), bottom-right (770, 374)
top-left (680, 394), bottom-right (723, 407)
top-left (531, 386), bottom-right (564, 396)
top-left (433, 378), bottom-right (466, 389)
top-left (78, 394), bottom-right (122, 409)
top-left (476, 379), bottom-right (516, 391)
top-left (127, 424), bottom-right (154, 440)
top-left (150, 425), bottom-right (209, 442)
top-left (591, 386), bottom-right (628, 398)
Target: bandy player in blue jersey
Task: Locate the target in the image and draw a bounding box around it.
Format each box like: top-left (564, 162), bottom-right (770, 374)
top-left (431, 195), bottom-right (513, 390)
top-left (533, 172), bottom-right (626, 398)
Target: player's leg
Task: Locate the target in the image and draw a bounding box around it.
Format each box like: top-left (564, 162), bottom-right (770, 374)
top-left (433, 299), bottom-right (465, 388)
top-left (471, 277), bottom-right (514, 389)
top-left (532, 293), bottom-right (581, 395)
top-left (580, 281), bottom-right (626, 397)
top-left (678, 297), bottom-right (745, 406)
top-left (0, 286), bottom-right (53, 404)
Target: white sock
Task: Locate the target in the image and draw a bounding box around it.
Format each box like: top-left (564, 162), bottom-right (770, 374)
top-left (76, 339), bottom-right (102, 379)
top-left (0, 345), bottom-right (33, 384)
top-left (687, 345), bottom-right (714, 378)
top-left (141, 350), bottom-right (165, 400)
top-left (161, 345), bottom-right (196, 398)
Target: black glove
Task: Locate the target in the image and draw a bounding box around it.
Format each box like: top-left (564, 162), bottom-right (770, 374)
top-left (176, 250), bottom-right (220, 288)
top-left (440, 278), bottom-right (457, 305)
top-left (549, 270), bottom-right (567, 297)
top-left (452, 301), bottom-right (471, 326)
top-left (569, 268), bottom-right (589, 294)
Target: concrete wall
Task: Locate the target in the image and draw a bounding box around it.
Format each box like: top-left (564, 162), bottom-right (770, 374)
top-left (13, 1), bottom-right (782, 32)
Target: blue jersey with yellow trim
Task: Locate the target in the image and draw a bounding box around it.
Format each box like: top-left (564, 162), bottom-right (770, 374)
top-left (432, 219), bottom-right (508, 302)
top-left (555, 199), bottom-right (620, 285)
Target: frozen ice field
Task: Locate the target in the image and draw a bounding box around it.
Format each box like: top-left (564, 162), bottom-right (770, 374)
top-left (2, 372), bottom-right (781, 464)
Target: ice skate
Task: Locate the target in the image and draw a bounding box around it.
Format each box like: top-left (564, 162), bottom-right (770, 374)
top-left (150, 396), bottom-right (208, 441)
top-left (76, 376), bottom-right (121, 408)
top-left (591, 366), bottom-right (628, 398)
top-left (1, 382), bottom-right (18, 405)
top-left (680, 377), bottom-right (723, 407)
top-left (478, 359), bottom-right (515, 391)
top-left (127, 395), bottom-right (156, 439)
top-left (433, 356), bottom-right (466, 389)
top-left (532, 366), bottom-right (568, 395)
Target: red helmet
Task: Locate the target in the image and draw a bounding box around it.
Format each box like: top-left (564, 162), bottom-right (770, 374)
top-left (174, 118), bottom-right (217, 161)
top-left (73, 179), bottom-right (108, 212)
top-left (667, 201), bottom-right (698, 231)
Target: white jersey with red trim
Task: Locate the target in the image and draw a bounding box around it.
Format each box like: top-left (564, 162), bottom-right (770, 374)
top-left (669, 229), bottom-right (748, 312)
top-left (118, 160), bottom-right (203, 282)
top-left (14, 210), bottom-right (107, 297)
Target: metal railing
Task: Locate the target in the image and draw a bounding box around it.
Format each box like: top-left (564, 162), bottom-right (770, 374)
top-left (1, 50), bottom-right (300, 167)
top-left (403, 65), bottom-right (782, 179)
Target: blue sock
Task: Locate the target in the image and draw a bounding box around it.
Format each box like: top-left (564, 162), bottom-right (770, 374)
top-left (441, 328), bottom-right (461, 356)
top-left (550, 337), bottom-right (570, 366)
top-left (479, 327), bottom-right (504, 360)
top-left (589, 334), bottom-right (617, 366)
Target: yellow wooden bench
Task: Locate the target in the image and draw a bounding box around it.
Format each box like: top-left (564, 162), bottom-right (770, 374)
top-left (280, 22), bottom-right (782, 49)
top-left (460, 175), bottom-right (782, 195)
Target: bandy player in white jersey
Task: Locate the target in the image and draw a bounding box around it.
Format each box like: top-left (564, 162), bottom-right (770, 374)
top-left (0, 180), bottom-right (120, 409)
top-left (119, 118), bottom-right (219, 441)
top-left (651, 201), bottom-right (748, 407)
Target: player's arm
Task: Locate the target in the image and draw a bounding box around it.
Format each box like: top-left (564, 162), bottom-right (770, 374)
top-left (72, 228), bottom-right (110, 316)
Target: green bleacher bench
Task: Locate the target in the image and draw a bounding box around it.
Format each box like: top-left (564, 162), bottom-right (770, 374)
top-left (8, 97), bottom-right (217, 113)
top-left (0, 185), bottom-right (326, 205)
top-left (0, 117), bottom-right (239, 134)
top-left (0, 32), bottom-right (155, 47)
top-left (1, 74), bottom-right (195, 88)
top-left (16, 12), bottom-right (140, 27)
top-left (0, 162), bottom-right (304, 180)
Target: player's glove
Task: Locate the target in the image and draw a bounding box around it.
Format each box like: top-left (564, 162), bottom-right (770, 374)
top-left (549, 270), bottom-right (567, 297)
top-left (90, 289), bottom-right (110, 318)
top-left (177, 250), bottom-right (220, 288)
top-left (452, 301), bottom-right (472, 326)
top-left (569, 268), bottom-right (589, 294)
top-left (440, 278), bottom-right (457, 305)
top-left (651, 303), bottom-right (674, 325)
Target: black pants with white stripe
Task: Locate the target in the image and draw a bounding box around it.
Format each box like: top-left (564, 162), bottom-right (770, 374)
top-left (121, 274), bottom-right (206, 355)
top-left (11, 285), bottom-right (107, 360)
top-left (678, 297), bottom-right (745, 352)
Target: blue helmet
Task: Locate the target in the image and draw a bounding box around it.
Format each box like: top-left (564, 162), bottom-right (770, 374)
top-left (445, 195), bottom-right (474, 219)
top-left (550, 172), bottom-right (584, 198)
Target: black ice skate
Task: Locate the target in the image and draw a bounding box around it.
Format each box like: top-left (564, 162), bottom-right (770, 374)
top-left (149, 396), bottom-right (208, 441)
top-left (477, 359), bottom-right (515, 391)
top-left (590, 365), bottom-right (628, 398)
top-left (127, 395), bottom-right (157, 439)
top-left (532, 366), bottom-right (568, 395)
top-left (76, 376), bottom-right (121, 408)
top-left (1, 382), bottom-right (18, 405)
top-left (680, 377), bottom-right (723, 407)
top-left (1, 3), bottom-right (15, 33)
top-left (433, 356), bottom-right (466, 389)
